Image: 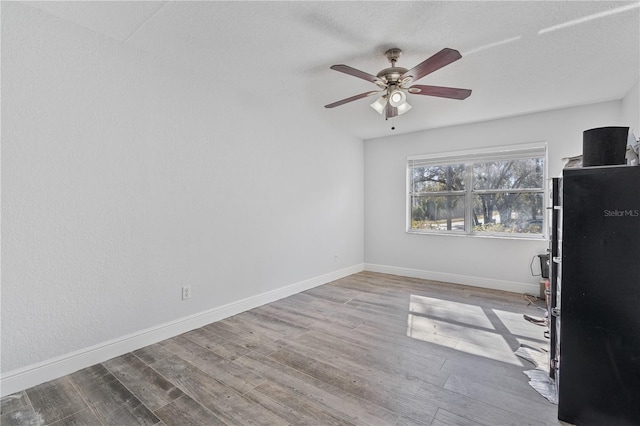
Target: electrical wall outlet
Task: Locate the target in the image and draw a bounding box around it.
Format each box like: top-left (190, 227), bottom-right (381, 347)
top-left (182, 286), bottom-right (191, 300)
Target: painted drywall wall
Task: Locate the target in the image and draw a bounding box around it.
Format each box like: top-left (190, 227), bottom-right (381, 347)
top-left (1, 2), bottom-right (363, 379)
top-left (363, 100), bottom-right (623, 294)
top-left (622, 79), bottom-right (639, 134)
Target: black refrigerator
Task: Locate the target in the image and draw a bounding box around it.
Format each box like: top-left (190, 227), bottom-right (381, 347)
top-left (554, 165), bottom-right (640, 425)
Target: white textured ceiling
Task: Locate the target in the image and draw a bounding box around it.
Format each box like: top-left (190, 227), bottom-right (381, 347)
top-left (27, 1), bottom-right (640, 140)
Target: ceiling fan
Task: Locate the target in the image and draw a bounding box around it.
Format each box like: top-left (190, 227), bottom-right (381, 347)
top-left (324, 47), bottom-right (472, 120)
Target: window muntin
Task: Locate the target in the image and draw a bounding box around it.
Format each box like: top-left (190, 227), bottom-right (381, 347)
top-left (408, 145), bottom-right (546, 237)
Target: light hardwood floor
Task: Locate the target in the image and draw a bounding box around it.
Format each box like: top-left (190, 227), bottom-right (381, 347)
top-left (1, 272), bottom-right (561, 425)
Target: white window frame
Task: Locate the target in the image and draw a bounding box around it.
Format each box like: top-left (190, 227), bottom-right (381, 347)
top-left (406, 142), bottom-right (547, 239)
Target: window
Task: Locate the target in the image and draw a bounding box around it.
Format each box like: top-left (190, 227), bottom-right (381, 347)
top-left (407, 143), bottom-right (546, 237)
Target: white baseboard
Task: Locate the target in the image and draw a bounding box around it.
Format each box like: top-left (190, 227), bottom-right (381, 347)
top-left (363, 263), bottom-right (539, 295)
top-left (0, 264), bottom-right (364, 397)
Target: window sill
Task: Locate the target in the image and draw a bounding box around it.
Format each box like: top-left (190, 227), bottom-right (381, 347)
top-left (406, 230), bottom-right (548, 241)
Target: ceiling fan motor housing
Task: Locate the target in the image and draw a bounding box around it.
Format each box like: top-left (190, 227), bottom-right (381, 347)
top-left (376, 67), bottom-right (408, 84)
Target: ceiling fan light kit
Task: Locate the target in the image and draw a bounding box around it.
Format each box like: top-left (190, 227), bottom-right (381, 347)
top-left (370, 96), bottom-right (387, 114)
top-left (325, 47), bottom-right (472, 125)
top-left (395, 100), bottom-right (412, 115)
top-left (388, 89), bottom-right (406, 107)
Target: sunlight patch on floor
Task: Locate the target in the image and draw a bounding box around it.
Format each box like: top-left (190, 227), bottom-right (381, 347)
top-left (408, 295), bottom-right (495, 330)
top-left (492, 308), bottom-right (547, 342)
top-left (406, 295), bottom-right (540, 366)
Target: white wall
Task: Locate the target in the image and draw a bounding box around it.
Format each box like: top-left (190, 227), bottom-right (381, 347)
top-left (1, 2), bottom-right (363, 392)
top-left (622, 79), bottom-right (639, 134)
top-left (364, 100), bottom-right (623, 294)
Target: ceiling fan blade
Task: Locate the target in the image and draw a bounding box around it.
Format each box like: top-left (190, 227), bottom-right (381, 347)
top-left (330, 64), bottom-right (384, 85)
top-left (409, 85), bottom-right (472, 100)
top-left (401, 48), bottom-right (462, 83)
top-left (385, 102), bottom-right (398, 119)
top-left (324, 91), bottom-right (381, 108)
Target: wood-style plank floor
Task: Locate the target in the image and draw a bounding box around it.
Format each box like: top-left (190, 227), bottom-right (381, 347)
top-left (1, 272), bottom-right (561, 425)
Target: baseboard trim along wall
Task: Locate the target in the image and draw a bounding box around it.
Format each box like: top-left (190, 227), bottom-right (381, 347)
top-left (0, 264), bottom-right (364, 397)
top-left (364, 263), bottom-right (540, 296)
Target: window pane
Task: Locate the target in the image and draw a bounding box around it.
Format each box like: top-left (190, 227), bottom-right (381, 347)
top-left (472, 193), bottom-right (543, 234)
top-left (411, 164), bottom-right (466, 193)
top-left (410, 195), bottom-right (465, 231)
top-left (473, 158), bottom-right (543, 190)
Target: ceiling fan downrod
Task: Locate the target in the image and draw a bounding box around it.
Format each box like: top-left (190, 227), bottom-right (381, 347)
top-left (385, 48), bottom-right (402, 66)
top-left (377, 48), bottom-right (409, 84)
